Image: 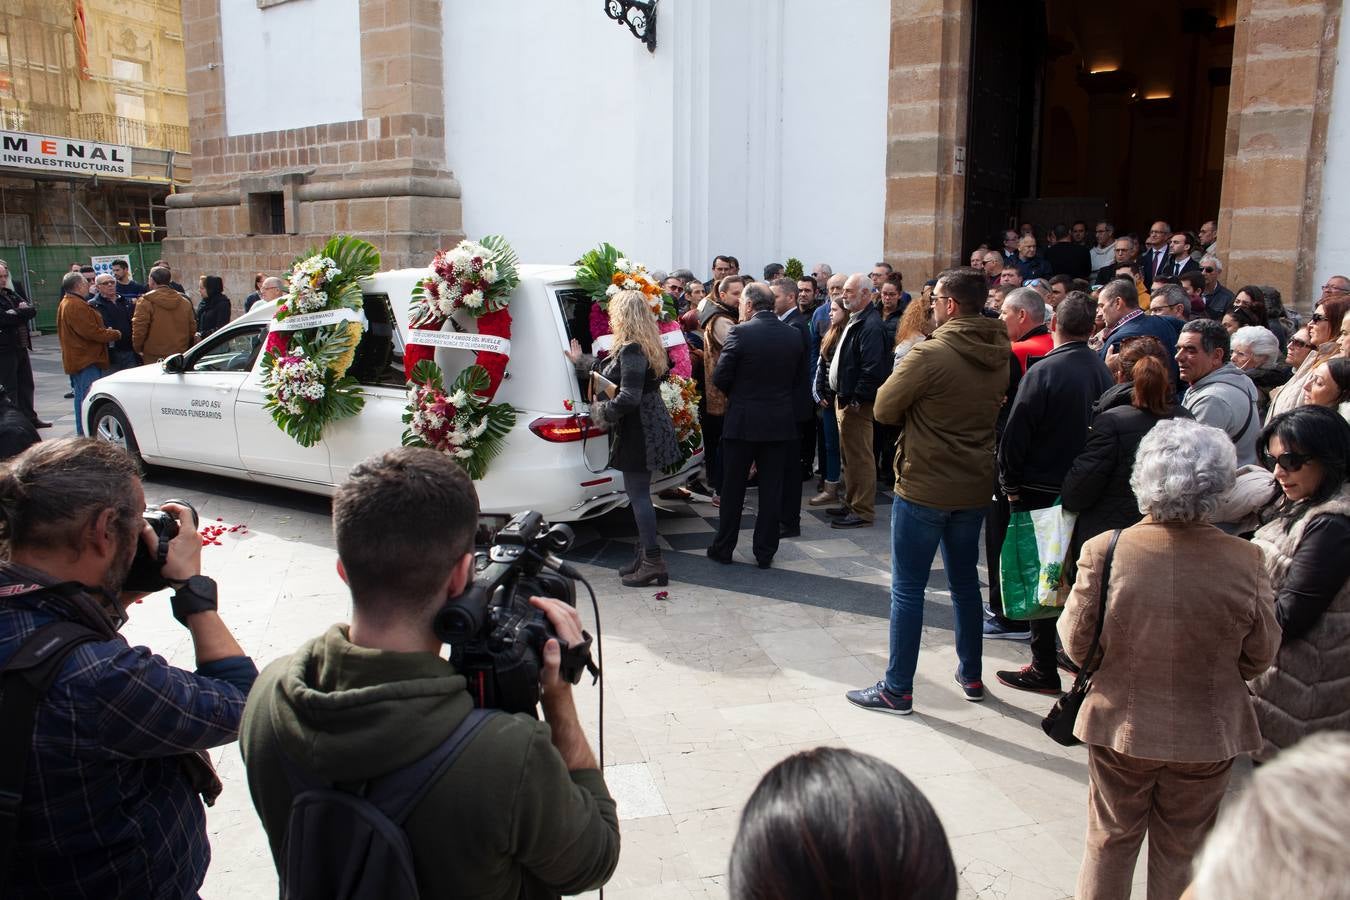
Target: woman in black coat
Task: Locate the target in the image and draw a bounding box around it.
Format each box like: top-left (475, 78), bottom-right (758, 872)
top-left (575, 290), bottom-right (681, 587)
top-left (196, 275), bottom-right (232, 340)
top-left (1063, 337), bottom-right (1191, 581)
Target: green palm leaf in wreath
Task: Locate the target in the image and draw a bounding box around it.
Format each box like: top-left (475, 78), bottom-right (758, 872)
top-left (477, 234), bottom-right (521, 313)
top-left (576, 242), bottom-right (621, 304)
top-left (401, 361), bottom-right (517, 480)
top-left (319, 234), bottom-right (381, 310)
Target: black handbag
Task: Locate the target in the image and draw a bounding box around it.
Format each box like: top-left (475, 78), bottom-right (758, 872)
top-left (1041, 528), bottom-right (1122, 747)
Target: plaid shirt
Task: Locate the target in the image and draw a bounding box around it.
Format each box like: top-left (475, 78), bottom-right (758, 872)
top-left (0, 570), bottom-right (256, 899)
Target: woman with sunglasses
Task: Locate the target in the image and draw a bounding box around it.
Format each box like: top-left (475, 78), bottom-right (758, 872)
top-left (1250, 405), bottom-right (1350, 760)
top-left (1285, 326), bottom-right (1315, 371)
top-left (1267, 296), bottom-right (1349, 420)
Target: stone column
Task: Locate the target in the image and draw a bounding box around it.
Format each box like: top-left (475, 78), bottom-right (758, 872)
top-left (883, 0), bottom-right (973, 279)
top-left (165, 0), bottom-right (464, 300)
top-left (1218, 0), bottom-right (1342, 306)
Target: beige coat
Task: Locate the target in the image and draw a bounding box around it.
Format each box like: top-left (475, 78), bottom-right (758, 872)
top-left (1059, 520), bottom-right (1279, 762)
top-left (131, 286), bottom-right (196, 363)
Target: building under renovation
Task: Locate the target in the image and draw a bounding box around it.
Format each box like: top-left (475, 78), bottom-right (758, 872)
top-left (0, 0), bottom-right (191, 325)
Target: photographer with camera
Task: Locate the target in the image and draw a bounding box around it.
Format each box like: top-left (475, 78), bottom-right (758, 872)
top-left (239, 447), bottom-right (619, 899)
top-left (0, 438), bottom-right (256, 898)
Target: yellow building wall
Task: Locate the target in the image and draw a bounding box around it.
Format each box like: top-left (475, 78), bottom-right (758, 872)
top-left (0, 0), bottom-right (188, 152)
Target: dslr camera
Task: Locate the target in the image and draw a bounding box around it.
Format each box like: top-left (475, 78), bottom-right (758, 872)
top-left (123, 499), bottom-right (199, 594)
top-left (434, 511), bottom-right (597, 715)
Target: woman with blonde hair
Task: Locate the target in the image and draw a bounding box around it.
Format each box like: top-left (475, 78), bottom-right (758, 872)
top-left (585, 290), bottom-right (681, 586)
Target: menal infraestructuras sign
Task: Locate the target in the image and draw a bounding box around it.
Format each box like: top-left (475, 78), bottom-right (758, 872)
top-left (0, 130), bottom-right (131, 176)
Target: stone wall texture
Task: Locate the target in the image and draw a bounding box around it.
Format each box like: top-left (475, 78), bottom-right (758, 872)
top-left (1217, 0), bottom-right (1342, 306)
top-left (882, 0), bottom-right (973, 281)
top-left (164, 0), bottom-right (464, 304)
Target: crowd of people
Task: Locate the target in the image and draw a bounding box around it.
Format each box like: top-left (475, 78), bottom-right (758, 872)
top-left (0, 214), bottom-right (1346, 898)
top-left (614, 216), bottom-right (1350, 897)
top-left (0, 258), bottom-right (244, 439)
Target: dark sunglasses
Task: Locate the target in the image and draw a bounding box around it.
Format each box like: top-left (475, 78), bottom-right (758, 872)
top-left (1310, 313), bottom-right (1327, 323)
top-left (1264, 450), bottom-right (1312, 472)
top-left (1289, 338), bottom-right (1312, 350)
top-left (1201, 267), bottom-right (1216, 273)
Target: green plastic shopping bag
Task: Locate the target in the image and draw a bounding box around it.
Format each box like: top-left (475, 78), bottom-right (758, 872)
top-left (999, 500), bottom-right (1078, 620)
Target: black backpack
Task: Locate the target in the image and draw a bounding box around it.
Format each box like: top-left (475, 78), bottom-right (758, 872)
top-left (276, 708), bottom-right (495, 900)
top-left (0, 621), bottom-right (102, 886)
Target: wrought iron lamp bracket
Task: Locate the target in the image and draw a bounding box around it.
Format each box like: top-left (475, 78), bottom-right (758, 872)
top-left (603, 0), bottom-right (657, 53)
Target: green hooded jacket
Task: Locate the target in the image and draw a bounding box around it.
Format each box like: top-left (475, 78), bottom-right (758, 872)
top-left (874, 313), bottom-right (1012, 509)
top-left (239, 625), bottom-right (620, 899)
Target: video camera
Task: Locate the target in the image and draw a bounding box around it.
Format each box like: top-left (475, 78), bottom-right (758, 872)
top-left (434, 511), bottom-right (598, 715)
top-left (123, 498), bottom-right (199, 594)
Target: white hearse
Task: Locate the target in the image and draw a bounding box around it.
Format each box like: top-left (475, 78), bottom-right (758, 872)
top-left (83, 265), bottom-right (701, 522)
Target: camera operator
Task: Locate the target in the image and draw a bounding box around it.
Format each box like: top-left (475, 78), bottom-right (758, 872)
top-left (0, 438), bottom-right (256, 898)
top-left (239, 447), bottom-right (620, 898)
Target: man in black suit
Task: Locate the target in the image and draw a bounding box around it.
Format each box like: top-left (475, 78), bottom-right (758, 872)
top-left (1139, 221), bottom-right (1172, 289)
top-left (1160, 231), bottom-right (1200, 279)
top-left (771, 278), bottom-right (815, 538)
top-left (707, 282), bottom-right (808, 568)
top-left (997, 229), bottom-right (1021, 269)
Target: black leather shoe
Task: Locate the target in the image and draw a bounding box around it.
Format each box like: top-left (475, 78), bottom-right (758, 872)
top-left (778, 525), bottom-right (800, 538)
top-left (63, 391), bottom-right (74, 399)
top-left (825, 506), bottom-right (850, 517)
top-left (706, 547), bottom-right (733, 564)
top-left (31, 419), bottom-right (52, 429)
top-left (756, 556), bottom-right (772, 569)
top-left (831, 514), bottom-right (870, 529)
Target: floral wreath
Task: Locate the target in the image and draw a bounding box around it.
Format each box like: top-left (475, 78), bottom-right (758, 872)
top-left (574, 242), bottom-right (701, 472)
top-left (260, 235), bottom-right (379, 447)
top-left (401, 235), bottom-right (520, 478)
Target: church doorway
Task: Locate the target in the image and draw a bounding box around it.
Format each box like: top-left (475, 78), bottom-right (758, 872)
top-left (962, 0), bottom-right (1238, 249)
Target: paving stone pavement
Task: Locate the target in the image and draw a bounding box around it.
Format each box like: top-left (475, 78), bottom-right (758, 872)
top-left (24, 334), bottom-right (1245, 899)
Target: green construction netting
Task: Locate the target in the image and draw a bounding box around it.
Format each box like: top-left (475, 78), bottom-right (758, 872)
top-left (0, 243), bottom-right (162, 331)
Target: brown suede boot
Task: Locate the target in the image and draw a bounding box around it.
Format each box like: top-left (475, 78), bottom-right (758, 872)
top-left (622, 548), bottom-right (669, 587)
top-left (808, 480), bottom-right (840, 507)
top-left (618, 545), bottom-right (642, 577)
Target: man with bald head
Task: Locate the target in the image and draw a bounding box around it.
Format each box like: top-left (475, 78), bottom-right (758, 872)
top-left (826, 274), bottom-right (887, 529)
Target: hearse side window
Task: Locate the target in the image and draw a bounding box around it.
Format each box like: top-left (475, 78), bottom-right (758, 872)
top-left (352, 292), bottom-right (407, 388)
top-left (188, 325), bottom-right (266, 373)
top-left (554, 288), bottom-right (594, 355)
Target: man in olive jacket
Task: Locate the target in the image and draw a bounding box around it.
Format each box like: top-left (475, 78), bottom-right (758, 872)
top-left (240, 448), bottom-right (619, 899)
top-left (847, 267), bottom-right (1012, 715)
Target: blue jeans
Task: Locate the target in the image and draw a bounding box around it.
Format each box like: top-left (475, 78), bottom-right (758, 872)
top-left (885, 496), bottom-right (987, 694)
top-left (69, 364), bottom-right (103, 437)
top-left (820, 404), bottom-right (840, 482)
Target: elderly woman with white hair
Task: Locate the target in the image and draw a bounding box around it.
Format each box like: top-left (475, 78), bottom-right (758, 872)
top-left (1229, 324), bottom-right (1290, 418)
top-left (1184, 732), bottom-right (1350, 900)
top-left (1058, 418), bottom-right (1279, 900)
